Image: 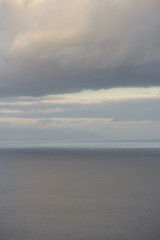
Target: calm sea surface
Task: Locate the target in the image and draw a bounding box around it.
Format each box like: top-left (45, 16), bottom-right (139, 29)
top-left (0, 147), bottom-right (160, 240)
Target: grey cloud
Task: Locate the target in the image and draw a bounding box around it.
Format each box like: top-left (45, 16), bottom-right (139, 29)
top-left (53, 99), bottom-right (160, 121)
top-left (1, 97), bottom-right (160, 122)
top-left (0, 0), bottom-right (160, 97)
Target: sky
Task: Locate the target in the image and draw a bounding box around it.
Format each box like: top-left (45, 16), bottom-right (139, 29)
top-left (0, 0), bottom-right (160, 144)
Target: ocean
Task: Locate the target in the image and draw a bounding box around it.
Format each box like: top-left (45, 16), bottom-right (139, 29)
top-left (0, 147), bottom-right (160, 240)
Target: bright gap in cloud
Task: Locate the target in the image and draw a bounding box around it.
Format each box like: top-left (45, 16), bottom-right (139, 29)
top-left (0, 87), bottom-right (160, 106)
top-left (42, 87), bottom-right (160, 104)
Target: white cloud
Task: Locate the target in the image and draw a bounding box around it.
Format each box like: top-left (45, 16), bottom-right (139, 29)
top-left (0, 116), bottom-right (43, 126)
top-left (40, 87), bottom-right (160, 105)
top-left (0, 101), bottom-right (38, 106)
top-left (1, 87), bottom-right (160, 109)
top-left (0, 109), bottom-right (23, 114)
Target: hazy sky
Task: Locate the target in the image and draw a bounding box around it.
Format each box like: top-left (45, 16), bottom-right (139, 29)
top-left (0, 0), bottom-right (160, 143)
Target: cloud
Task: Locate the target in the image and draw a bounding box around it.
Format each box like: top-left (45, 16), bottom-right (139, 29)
top-left (0, 109), bottom-right (23, 114)
top-left (0, 101), bottom-right (38, 106)
top-left (0, 115), bottom-right (113, 128)
top-left (40, 87), bottom-right (160, 104)
top-left (45, 117), bottom-right (114, 128)
top-left (33, 86), bottom-right (160, 104)
top-left (0, 116), bottom-right (43, 126)
top-left (0, 0), bottom-right (160, 97)
top-left (0, 88), bottom-right (160, 122)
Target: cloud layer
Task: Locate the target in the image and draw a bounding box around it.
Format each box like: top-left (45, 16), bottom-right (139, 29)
top-left (0, 87), bottom-right (160, 141)
top-left (0, 0), bottom-right (160, 97)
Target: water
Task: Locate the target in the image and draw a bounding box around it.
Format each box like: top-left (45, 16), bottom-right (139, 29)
top-left (0, 148), bottom-right (160, 240)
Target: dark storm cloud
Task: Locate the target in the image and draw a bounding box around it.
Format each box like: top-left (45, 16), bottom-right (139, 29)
top-left (0, 0), bottom-right (160, 97)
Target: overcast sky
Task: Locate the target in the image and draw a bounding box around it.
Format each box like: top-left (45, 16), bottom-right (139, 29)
top-left (0, 0), bottom-right (160, 144)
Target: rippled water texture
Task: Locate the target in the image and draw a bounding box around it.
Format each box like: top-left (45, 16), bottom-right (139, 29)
top-left (0, 148), bottom-right (160, 240)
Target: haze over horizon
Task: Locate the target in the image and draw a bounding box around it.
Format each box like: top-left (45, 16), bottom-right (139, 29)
top-left (0, 0), bottom-right (160, 143)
